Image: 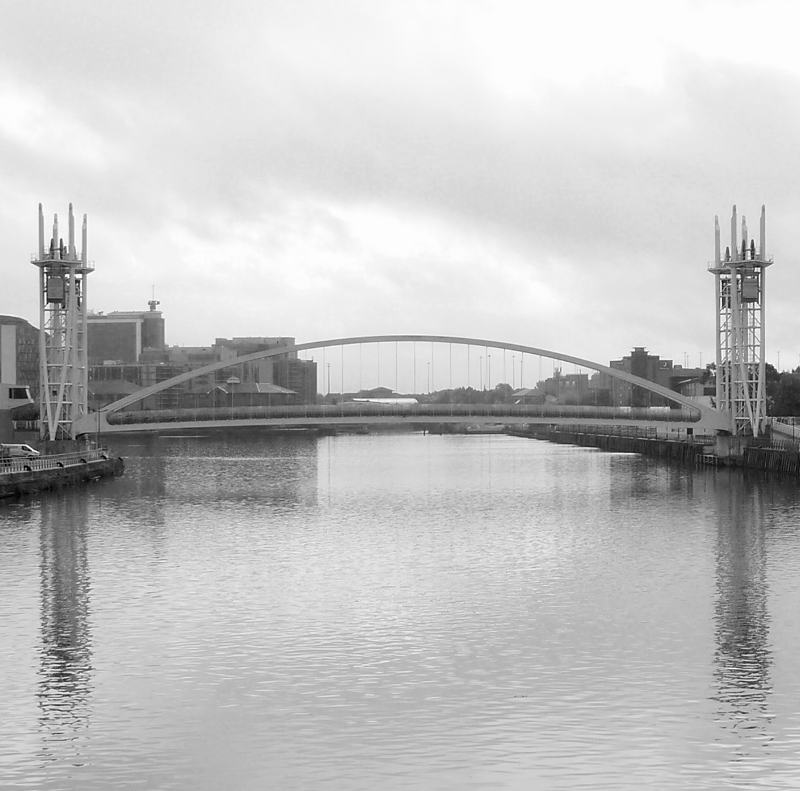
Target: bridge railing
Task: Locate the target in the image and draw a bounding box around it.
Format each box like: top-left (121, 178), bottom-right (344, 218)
top-left (759, 436), bottom-right (800, 452)
top-left (12, 420), bottom-right (39, 432)
top-left (105, 403), bottom-right (702, 425)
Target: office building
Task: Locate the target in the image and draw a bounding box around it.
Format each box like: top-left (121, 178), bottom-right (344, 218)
top-left (0, 315), bottom-right (40, 400)
top-left (606, 348), bottom-right (706, 407)
top-left (87, 300), bottom-right (165, 365)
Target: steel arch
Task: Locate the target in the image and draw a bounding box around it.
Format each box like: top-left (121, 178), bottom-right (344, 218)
top-left (77, 335), bottom-right (726, 431)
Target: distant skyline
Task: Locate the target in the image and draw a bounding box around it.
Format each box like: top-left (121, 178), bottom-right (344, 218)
top-left (2, 1), bottom-right (799, 370)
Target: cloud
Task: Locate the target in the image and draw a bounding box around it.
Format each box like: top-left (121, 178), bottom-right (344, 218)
top-left (1, 0), bottom-right (799, 367)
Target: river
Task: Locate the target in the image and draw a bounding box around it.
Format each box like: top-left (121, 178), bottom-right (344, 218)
top-left (2, 431), bottom-right (800, 790)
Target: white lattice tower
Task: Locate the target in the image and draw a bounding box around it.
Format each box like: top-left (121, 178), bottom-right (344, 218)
top-left (31, 204), bottom-right (93, 441)
top-left (710, 205), bottom-right (772, 437)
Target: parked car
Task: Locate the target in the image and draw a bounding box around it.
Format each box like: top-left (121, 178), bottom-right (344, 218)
top-left (0, 443), bottom-right (41, 459)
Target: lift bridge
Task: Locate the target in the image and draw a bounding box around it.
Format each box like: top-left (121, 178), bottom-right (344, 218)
top-left (30, 205), bottom-right (771, 440)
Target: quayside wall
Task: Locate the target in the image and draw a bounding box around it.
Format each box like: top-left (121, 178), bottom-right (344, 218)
top-left (508, 426), bottom-right (800, 475)
top-left (508, 427), bottom-right (706, 465)
top-left (741, 446), bottom-right (800, 475)
top-left (0, 450), bottom-right (124, 499)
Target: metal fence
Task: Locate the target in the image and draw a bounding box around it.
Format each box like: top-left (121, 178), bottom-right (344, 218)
top-left (0, 448), bottom-right (111, 475)
top-left (544, 424), bottom-right (716, 443)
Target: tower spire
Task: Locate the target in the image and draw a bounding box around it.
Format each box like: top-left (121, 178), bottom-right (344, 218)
top-left (31, 204), bottom-right (93, 441)
top-left (710, 205), bottom-right (772, 437)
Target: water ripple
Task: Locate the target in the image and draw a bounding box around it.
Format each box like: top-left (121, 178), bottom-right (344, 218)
top-left (2, 433), bottom-right (800, 789)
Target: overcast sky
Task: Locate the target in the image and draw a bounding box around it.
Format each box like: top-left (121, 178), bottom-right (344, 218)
top-left (2, 0), bottom-right (799, 371)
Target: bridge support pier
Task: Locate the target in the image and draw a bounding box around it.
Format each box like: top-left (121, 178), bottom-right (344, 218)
top-left (73, 410), bottom-right (111, 437)
top-left (712, 434), bottom-right (754, 460)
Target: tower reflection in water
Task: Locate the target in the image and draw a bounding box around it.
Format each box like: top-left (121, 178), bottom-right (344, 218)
top-left (38, 492), bottom-right (93, 765)
top-left (713, 472), bottom-right (772, 751)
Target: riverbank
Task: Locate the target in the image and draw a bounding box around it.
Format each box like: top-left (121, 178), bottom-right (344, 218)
top-left (0, 449), bottom-right (124, 499)
top-left (507, 426), bottom-right (800, 475)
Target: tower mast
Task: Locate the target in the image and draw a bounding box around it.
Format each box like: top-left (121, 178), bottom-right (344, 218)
top-left (31, 204), bottom-right (93, 441)
top-left (710, 205), bottom-right (771, 437)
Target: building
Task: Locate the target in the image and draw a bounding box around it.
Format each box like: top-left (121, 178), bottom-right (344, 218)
top-left (515, 370), bottom-right (591, 406)
top-left (87, 300), bottom-right (165, 365)
top-left (0, 315), bottom-right (40, 401)
top-left (213, 337), bottom-right (295, 384)
top-left (512, 387), bottom-right (543, 405)
top-left (604, 347), bottom-right (707, 407)
top-left (89, 361), bottom-right (187, 409)
top-left (213, 337), bottom-right (317, 404)
top-left (514, 349), bottom-right (712, 408)
top-left (86, 303), bottom-right (318, 409)
top-left (180, 380), bottom-right (297, 409)
top-left (87, 379), bottom-right (144, 411)
top-left (273, 358), bottom-right (317, 405)
top-left (543, 370), bottom-right (590, 404)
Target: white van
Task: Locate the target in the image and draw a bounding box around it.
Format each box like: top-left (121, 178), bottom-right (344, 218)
top-left (0, 444), bottom-right (41, 459)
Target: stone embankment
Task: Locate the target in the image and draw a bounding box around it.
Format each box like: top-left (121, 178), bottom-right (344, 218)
top-left (0, 449), bottom-right (124, 499)
top-left (741, 446), bottom-right (800, 474)
top-left (507, 426), bottom-right (800, 475)
top-left (507, 427), bottom-right (706, 464)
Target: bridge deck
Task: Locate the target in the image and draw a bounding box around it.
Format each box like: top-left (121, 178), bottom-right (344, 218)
top-left (94, 403), bottom-right (704, 434)
top-left (98, 415), bottom-right (704, 434)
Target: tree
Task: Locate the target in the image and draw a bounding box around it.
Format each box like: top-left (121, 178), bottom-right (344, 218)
top-left (771, 372), bottom-right (800, 416)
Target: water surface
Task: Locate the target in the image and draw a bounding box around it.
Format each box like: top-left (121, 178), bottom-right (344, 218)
top-left (3, 431), bottom-right (800, 789)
